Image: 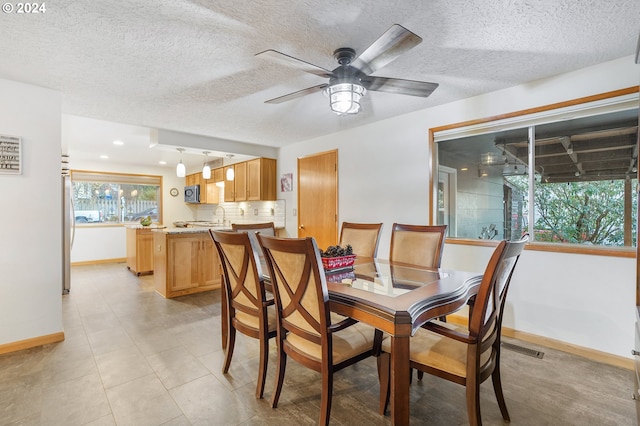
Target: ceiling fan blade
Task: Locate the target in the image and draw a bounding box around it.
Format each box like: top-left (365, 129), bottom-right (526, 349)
top-left (256, 50), bottom-right (334, 78)
top-left (362, 76), bottom-right (439, 97)
top-left (350, 24), bottom-right (422, 75)
top-left (264, 84), bottom-right (329, 104)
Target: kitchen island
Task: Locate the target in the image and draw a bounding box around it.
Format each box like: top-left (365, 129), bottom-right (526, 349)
top-left (152, 227), bottom-right (228, 298)
top-left (125, 225), bottom-right (158, 276)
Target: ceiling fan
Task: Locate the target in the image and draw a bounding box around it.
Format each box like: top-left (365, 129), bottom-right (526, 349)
top-left (256, 24), bottom-right (438, 115)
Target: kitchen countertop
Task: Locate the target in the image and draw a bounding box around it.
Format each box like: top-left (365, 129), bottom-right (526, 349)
top-left (124, 224), bottom-right (166, 230)
top-left (153, 226), bottom-right (232, 234)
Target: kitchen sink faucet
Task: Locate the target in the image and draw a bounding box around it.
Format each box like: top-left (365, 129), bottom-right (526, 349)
top-left (214, 205), bottom-right (226, 226)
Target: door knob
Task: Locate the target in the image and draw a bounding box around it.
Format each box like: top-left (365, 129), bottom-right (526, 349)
top-left (299, 224), bottom-right (304, 229)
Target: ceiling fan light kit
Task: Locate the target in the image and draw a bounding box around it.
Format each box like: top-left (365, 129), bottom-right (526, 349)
top-left (256, 24), bottom-right (438, 115)
top-left (325, 83), bottom-right (366, 115)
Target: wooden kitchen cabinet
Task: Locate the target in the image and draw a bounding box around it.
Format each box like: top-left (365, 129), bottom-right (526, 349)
top-left (153, 231), bottom-right (221, 298)
top-left (213, 167), bottom-right (224, 184)
top-left (233, 161), bottom-right (247, 201)
top-left (247, 158), bottom-right (277, 201)
top-left (185, 173), bottom-right (198, 187)
top-left (222, 158), bottom-right (276, 201)
top-left (224, 166), bottom-right (235, 202)
top-left (126, 227), bottom-right (154, 276)
top-left (205, 180), bottom-right (221, 204)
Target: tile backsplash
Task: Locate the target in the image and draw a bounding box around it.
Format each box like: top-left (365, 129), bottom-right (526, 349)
top-left (195, 195), bottom-right (285, 228)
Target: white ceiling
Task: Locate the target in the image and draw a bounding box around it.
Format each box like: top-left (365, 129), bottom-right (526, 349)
top-left (1, 0), bottom-right (639, 170)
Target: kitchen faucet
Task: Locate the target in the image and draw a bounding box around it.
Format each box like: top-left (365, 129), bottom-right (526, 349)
top-left (214, 205), bottom-right (226, 226)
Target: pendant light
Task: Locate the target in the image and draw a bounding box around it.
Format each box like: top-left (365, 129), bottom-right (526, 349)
top-left (176, 148), bottom-right (186, 178)
top-left (202, 151), bottom-right (211, 179)
top-left (226, 154), bottom-right (235, 181)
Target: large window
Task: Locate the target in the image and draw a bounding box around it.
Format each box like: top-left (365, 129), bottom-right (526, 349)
top-left (71, 171), bottom-right (162, 225)
top-left (434, 91), bottom-right (638, 250)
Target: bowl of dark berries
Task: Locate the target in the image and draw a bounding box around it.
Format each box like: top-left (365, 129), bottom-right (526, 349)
top-left (319, 244), bottom-right (356, 271)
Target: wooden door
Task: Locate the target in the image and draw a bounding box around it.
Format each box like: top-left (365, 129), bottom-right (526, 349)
top-left (298, 150), bottom-right (338, 250)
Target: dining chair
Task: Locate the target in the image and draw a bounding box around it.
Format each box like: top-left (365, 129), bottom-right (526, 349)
top-left (338, 222), bottom-right (383, 258)
top-left (257, 234), bottom-right (378, 426)
top-left (231, 222), bottom-right (276, 258)
top-left (378, 235), bottom-right (528, 426)
top-left (389, 223), bottom-right (448, 268)
top-left (389, 223), bottom-right (448, 329)
top-left (209, 229), bottom-right (277, 399)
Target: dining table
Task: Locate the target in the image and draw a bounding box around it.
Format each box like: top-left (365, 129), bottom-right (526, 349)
top-left (324, 258), bottom-right (482, 425)
top-left (221, 255), bottom-right (482, 425)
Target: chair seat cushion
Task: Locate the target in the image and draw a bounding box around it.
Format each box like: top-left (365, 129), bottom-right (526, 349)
top-left (381, 321), bottom-right (490, 379)
top-left (235, 303), bottom-right (277, 333)
top-left (287, 316), bottom-right (376, 364)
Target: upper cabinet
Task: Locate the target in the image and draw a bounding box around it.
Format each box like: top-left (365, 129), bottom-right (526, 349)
top-left (247, 158), bottom-right (276, 201)
top-left (233, 161), bottom-right (247, 201)
top-left (223, 165), bottom-right (235, 202)
top-left (187, 158), bottom-right (277, 203)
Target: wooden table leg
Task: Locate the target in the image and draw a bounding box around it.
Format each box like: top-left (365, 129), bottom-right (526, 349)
top-left (390, 335), bottom-right (410, 425)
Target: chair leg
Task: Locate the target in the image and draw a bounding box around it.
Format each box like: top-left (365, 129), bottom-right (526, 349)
top-left (255, 335), bottom-right (269, 399)
top-left (271, 349), bottom-right (286, 408)
top-left (491, 364), bottom-right (511, 422)
top-left (222, 325), bottom-right (236, 374)
top-left (377, 352), bottom-right (390, 415)
top-left (320, 369), bottom-right (333, 426)
top-left (466, 376), bottom-right (482, 426)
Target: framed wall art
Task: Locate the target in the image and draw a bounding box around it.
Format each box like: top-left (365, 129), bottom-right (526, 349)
top-left (0, 135), bottom-right (22, 175)
top-left (280, 172), bottom-right (293, 192)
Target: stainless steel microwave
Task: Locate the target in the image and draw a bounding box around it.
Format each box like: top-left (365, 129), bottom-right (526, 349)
top-left (184, 185), bottom-right (200, 203)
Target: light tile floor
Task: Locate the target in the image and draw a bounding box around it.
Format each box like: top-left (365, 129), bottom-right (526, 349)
top-left (0, 262), bottom-right (637, 425)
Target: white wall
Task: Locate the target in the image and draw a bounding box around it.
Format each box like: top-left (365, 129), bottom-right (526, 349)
top-left (277, 55), bottom-right (639, 359)
top-left (0, 78), bottom-right (62, 345)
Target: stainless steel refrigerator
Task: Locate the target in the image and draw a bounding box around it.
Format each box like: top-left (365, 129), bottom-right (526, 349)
top-left (62, 155), bottom-right (74, 294)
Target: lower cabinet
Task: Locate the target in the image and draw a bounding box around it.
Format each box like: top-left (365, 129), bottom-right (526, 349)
top-left (153, 231), bottom-right (221, 298)
top-left (126, 227), bottom-right (154, 276)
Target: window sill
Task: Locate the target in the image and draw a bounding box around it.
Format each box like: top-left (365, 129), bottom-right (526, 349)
top-left (445, 238), bottom-right (635, 258)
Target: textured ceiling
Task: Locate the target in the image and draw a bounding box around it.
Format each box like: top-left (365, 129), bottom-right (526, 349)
top-left (1, 0), bottom-right (639, 168)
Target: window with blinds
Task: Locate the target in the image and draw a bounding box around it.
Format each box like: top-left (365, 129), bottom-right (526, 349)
top-left (70, 170), bottom-right (162, 225)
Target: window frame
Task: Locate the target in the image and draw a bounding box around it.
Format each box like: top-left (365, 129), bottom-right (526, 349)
top-left (429, 86), bottom-right (639, 258)
top-left (70, 170), bottom-right (163, 227)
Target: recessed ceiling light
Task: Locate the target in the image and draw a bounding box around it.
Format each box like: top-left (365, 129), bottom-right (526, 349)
top-left (113, 140), bottom-right (124, 145)
top-left (100, 155), bottom-right (109, 159)
top-left (159, 160), bottom-right (167, 165)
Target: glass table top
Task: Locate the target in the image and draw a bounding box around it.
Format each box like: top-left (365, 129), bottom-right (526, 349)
top-left (325, 260), bottom-right (449, 297)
